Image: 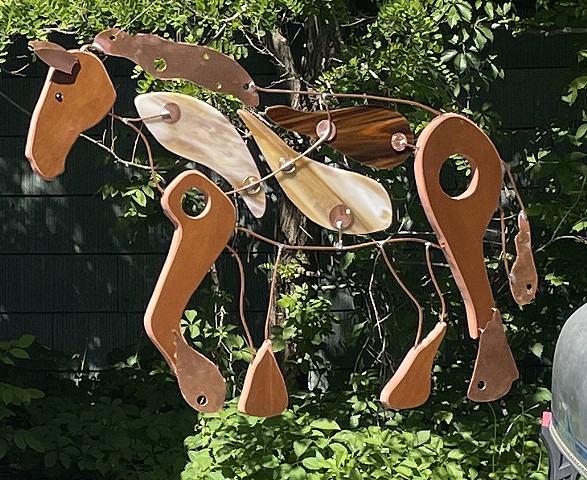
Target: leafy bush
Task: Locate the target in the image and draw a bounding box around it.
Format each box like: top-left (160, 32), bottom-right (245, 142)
top-left (183, 384), bottom-right (550, 480)
top-left (0, 341), bottom-right (195, 479)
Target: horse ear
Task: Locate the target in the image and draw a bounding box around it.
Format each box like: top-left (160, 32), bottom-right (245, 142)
top-left (29, 41), bottom-right (79, 74)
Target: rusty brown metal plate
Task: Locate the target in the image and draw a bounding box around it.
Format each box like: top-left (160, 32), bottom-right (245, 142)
top-left (29, 41), bottom-right (79, 74)
top-left (93, 28), bottom-right (258, 106)
top-left (265, 105), bottom-right (413, 169)
top-left (468, 309), bottom-right (519, 402)
top-left (380, 321), bottom-right (447, 410)
top-left (144, 170), bottom-right (236, 413)
top-left (238, 340), bottom-right (288, 417)
top-left (414, 113), bottom-right (503, 339)
top-left (509, 211), bottom-right (538, 305)
top-left (25, 50), bottom-right (116, 180)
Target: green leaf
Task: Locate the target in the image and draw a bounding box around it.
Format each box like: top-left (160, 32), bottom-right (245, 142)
top-left (9, 348), bottom-right (29, 359)
top-left (293, 439), bottom-right (311, 458)
top-left (531, 342), bottom-right (544, 358)
top-left (134, 190), bottom-right (147, 207)
top-left (575, 123), bottom-right (587, 139)
top-left (456, 2), bottom-right (472, 22)
top-left (572, 220), bottom-right (587, 232)
top-left (414, 430), bottom-right (431, 446)
top-left (0, 440), bottom-right (8, 460)
top-left (310, 419), bottom-right (340, 431)
top-left (13, 334), bottom-right (35, 349)
top-left (1, 386), bottom-right (14, 405)
top-left (440, 49), bottom-right (457, 64)
top-left (13, 430), bottom-right (26, 450)
top-left (302, 457), bottom-right (328, 470)
top-left (24, 432), bottom-right (45, 453)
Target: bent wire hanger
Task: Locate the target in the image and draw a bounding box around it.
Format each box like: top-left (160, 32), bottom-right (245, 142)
top-left (25, 46), bottom-right (116, 180)
top-left (93, 28), bottom-right (259, 106)
top-left (144, 170), bottom-right (236, 413)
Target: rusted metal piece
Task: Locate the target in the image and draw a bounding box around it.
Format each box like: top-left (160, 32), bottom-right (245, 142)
top-left (265, 105), bottom-right (413, 169)
top-left (29, 41), bottom-right (79, 74)
top-left (93, 28), bottom-right (259, 106)
top-left (144, 170), bottom-right (236, 413)
top-left (380, 321), bottom-right (447, 410)
top-left (468, 309), bottom-right (519, 402)
top-left (238, 340), bottom-right (288, 417)
top-left (174, 332), bottom-right (226, 412)
top-left (414, 113), bottom-right (502, 339)
top-left (509, 211), bottom-right (538, 305)
top-left (25, 50), bottom-right (116, 180)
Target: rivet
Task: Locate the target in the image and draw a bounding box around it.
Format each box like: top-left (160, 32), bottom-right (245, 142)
top-left (329, 204), bottom-right (354, 231)
top-left (315, 119), bottom-right (337, 142)
top-left (279, 156), bottom-right (296, 173)
top-left (243, 176), bottom-right (261, 195)
top-left (160, 102), bottom-right (181, 123)
top-left (391, 132), bottom-right (408, 152)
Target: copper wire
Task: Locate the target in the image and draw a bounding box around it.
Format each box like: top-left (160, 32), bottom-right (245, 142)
top-left (425, 242), bottom-right (446, 323)
top-left (236, 226), bottom-right (441, 252)
top-left (225, 106), bottom-right (334, 196)
top-left (253, 85), bottom-right (442, 117)
top-left (378, 245), bottom-right (425, 348)
top-left (501, 159), bottom-right (527, 212)
top-left (109, 113), bottom-right (164, 194)
top-left (225, 244), bottom-right (255, 353)
top-left (499, 204), bottom-right (511, 277)
top-left (265, 245), bottom-right (285, 340)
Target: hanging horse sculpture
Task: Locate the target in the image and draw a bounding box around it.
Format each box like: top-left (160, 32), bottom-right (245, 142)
top-left (24, 30), bottom-right (538, 417)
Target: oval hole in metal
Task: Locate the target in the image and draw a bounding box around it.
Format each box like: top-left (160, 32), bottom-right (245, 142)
top-left (181, 187), bottom-right (208, 218)
top-left (477, 380), bottom-right (486, 390)
top-left (439, 154), bottom-right (473, 198)
top-left (196, 395), bottom-right (208, 406)
top-left (153, 57), bottom-right (167, 72)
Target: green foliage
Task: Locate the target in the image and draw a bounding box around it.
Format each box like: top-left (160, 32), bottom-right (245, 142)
top-left (183, 384), bottom-right (550, 479)
top-left (0, 342), bottom-right (194, 479)
top-left (1, 1), bottom-right (586, 479)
